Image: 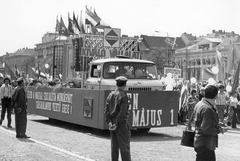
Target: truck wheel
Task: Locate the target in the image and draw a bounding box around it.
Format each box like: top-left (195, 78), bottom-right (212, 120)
top-left (137, 128), bottom-right (151, 133)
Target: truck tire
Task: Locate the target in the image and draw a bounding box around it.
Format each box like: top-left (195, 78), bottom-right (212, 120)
top-left (137, 128), bottom-right (151, 133)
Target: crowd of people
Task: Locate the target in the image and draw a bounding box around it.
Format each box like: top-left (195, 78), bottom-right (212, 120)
top-left (178, 79), bottom-right (240, 129)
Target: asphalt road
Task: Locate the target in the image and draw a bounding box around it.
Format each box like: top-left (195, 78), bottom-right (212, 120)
top-left (0, 114), bottom-right (240, 161)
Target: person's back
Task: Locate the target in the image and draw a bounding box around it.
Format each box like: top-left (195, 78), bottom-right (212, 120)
top-left (194, 100), bottom-right (219, 150)
top-left (193, 85), bottom-right (227, 161)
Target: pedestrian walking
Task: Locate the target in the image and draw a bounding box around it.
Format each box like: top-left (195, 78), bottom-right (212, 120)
top-left (12, 77), bottom-right (30, 138)
top-left (193, 85), bottom-right (227, 161)
top-left (104, 76), bottom-right (131, 161)
top-left (0, 77), bottom-right (13, 128)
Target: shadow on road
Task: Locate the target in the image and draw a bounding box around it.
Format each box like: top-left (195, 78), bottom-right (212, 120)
top-left (31, 118), bottom-right (181, 142)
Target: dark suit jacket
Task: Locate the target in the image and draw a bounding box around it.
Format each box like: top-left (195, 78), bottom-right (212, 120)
top-left (193, 98), bottom-right (220, 150)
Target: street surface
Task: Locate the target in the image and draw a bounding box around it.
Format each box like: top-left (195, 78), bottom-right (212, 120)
top-left (0, 114), bottom-right (239, 161)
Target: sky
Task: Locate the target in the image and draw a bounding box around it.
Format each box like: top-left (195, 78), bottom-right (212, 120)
top-left (0, 0), bottom-right (240, 56)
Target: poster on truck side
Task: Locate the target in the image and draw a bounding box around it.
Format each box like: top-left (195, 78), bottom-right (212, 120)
top-left (27, 87), bottom-right (179, 130)
top-left (164, 67), bottom-right (181, 78)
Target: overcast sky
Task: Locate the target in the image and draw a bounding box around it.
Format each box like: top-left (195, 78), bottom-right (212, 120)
top-left (0, 0), bottom-right (239, 55)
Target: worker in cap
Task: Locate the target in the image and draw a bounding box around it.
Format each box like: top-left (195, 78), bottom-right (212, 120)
top-left (115, 76), bottom-right (128, 87)
top-left (12, 77), bottom-right (30, 138)
top-left (104, 75), bottom-right (131, 161)
top-left (16, 77), bottom-right (24, 83)
top-left (0, 77), bottom-right (13, 128)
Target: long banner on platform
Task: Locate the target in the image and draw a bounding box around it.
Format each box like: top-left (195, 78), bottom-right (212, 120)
top-left (80, 47), bottom-right (141, 59)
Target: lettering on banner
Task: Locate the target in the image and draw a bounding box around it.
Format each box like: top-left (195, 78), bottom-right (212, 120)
top-left (36, 101), bottom-right (51, 111)
top-left (62, 104), bottom-right (72, 114)
top-left (52, 103), bottom-right (61, 112)
top-left (81, 47), bottom-right (141, 59)
top-left (35, 92), bottom-right (43, 100)
top-left (43, 92), bottom-right (56, 101)
top-left (27, 91), bottom-right (33, 99)
top-left (31, 90), bottom-right (73, 115)
top-left (128, 93), bottom-right (164, 127)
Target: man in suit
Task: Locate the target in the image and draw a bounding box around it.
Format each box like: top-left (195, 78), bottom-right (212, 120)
top-left (12, 77), bottom-right (30, 139)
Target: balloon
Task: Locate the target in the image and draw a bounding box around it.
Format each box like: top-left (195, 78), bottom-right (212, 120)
top-left (226, 85), bottom-right (232, 92)
top-left (167, 73), bottom-right (173, 78)
top-left (45, 64), bottom-right (49, 69)
top-left (208, 78), bottom-right (216, 85)
top-left (190, 77), bottom-right (197, 84)
top-left (211, 66), bottom-right (219, 74)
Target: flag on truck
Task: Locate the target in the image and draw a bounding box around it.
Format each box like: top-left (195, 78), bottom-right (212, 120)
top-left (79, 10), bottom-right (85, 34)
top-left (4, 62), bottom-right (17, 80)
top-left (55, 17), bottom-right (60, 33)
top-left (59, 16), bottom-right (69, 36)
top-left (26, 63), bottom-right (37, 79)
top-left (72, 12), bottom-right (81, 34)
top-left (68, 13), bottom-right (74, 35)
top-left (14, 64), bottom-right (20, 78)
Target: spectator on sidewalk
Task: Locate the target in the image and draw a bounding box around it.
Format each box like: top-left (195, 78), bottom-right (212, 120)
top-left (215, 85), bottom-right (228, 127)
top-left (193, 85), bottom-right (227, 161)
top-left (12, 77), bottom-right (30, 138)
top-left (104, 76), bottom-right (131, 161)
top-left (0, 77), bottom-right (13, 128)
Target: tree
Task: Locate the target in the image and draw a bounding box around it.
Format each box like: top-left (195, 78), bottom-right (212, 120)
top-left (148, 47), bottom-right (176, 76)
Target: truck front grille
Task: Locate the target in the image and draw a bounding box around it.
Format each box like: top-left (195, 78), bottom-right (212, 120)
top-left (128, 87), bottom-right (152, 91)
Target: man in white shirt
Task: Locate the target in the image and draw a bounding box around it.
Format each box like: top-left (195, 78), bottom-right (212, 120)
top-left (0, 77), bottom-right (13, 128)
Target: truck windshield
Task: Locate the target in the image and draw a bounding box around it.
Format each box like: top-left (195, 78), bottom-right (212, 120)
top-left (103, 62), bottom-right (158, 79)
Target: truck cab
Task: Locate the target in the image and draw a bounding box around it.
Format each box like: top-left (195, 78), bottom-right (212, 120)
top-left (86, 57), bottom-right (164, 91)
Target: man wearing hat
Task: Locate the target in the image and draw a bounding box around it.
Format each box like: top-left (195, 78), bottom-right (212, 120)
top-left (0, 77), bottom-right (13, 128)
top-left (12, 77), bottom-right (30, 138)
top-left (104, 76), bottom-right (131, 161)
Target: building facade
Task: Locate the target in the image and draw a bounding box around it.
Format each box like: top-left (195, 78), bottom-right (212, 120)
top-left (35, 33), bottom-right (68, 78)
top-left (174, 34), bottom-right (240, 81)
top-left (2, 48), bottom-right (35, 77)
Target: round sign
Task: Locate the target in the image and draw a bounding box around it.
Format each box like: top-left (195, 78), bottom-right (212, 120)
top-left (190, 77), bottom-right (197, 84)
top-left (212, 66), bottom-right (219, 74)
top-left (226, 85), bottom-right (232, 92)
top-left (45, 63), bottom-right (49, 69)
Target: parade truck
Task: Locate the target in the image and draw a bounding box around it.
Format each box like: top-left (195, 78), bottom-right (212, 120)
top-left (27, 33), bottom-right (179, 132)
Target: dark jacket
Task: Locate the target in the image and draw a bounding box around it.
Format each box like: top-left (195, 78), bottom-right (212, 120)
top-left (104, 88), bottom-right (129, 127)
top-left (12, 86), bottom-right (27, 110)
top-left (193, 98), bottom-right (220, 150)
